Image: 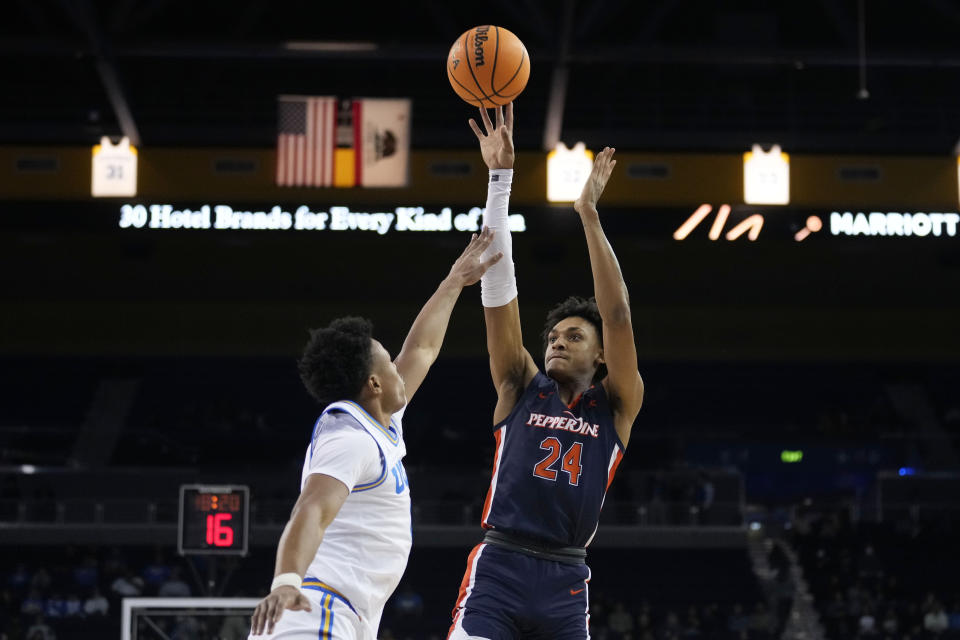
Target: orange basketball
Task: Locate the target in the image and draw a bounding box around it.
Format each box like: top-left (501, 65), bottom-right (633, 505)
top-left (447, 26), bottom-right (530, 108)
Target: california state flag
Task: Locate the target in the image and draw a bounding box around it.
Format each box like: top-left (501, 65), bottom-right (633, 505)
top-left (352, 98), bottom-right (411, 187)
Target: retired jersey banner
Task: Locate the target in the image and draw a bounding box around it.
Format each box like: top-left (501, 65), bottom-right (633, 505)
top-left (353, 98), bottom-right (411, 188)
top-left (276, 95), bottom-right (337, 187)
top-left (92, 136), bottom-right (138, 197)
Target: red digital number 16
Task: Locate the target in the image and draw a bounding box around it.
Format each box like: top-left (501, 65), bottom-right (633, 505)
top-left (205, 513), bottom-right (234, 547)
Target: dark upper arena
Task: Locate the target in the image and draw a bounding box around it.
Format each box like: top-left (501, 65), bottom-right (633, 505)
top-left (2, 2), bottom-right (960, 639)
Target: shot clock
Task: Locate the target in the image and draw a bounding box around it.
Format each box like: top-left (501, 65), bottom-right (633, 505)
top-left (178, 485), bottom-right (250, 556)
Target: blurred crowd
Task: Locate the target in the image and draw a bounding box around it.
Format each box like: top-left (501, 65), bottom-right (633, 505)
top-left (1, 548), bottom-right (196, 640)
top-left (793, 510), bottom-right (960, 640)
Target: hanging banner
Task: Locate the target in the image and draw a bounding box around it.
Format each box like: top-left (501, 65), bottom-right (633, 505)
top-left (92, 136), bottom-right (138, 197)
top-left (354, 98), bottom-right (411, 187)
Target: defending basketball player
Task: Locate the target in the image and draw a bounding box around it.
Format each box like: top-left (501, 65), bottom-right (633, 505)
top-left (249, 229), bottom-right (503, 640)
top-left (448, 104), bottom-right (644, 639)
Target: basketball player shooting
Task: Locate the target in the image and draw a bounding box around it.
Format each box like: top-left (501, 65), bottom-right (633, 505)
top-left (448, 103), bottom-right (645, 639)
top-left (249, 229), bottom-right (502, 640)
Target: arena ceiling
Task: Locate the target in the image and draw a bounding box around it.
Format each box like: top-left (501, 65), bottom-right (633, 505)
top-left (3, 0), bottom-right (960, 153)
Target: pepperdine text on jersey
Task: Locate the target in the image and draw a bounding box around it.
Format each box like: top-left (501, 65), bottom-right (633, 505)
top-left (525, 412), bottom-right (600, 438)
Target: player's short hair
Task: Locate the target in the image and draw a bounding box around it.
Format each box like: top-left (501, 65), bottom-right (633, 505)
top-left (298, 316), bottom-right (374, 407)
top-left (542, 296), bottom-right (607, 381)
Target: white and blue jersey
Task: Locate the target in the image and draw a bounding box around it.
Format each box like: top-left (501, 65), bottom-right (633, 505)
top-left (298, 400), bottom-right (411, 638)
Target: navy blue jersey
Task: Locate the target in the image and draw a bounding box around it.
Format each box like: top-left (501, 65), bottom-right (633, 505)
top-left (480, 372), bottom-right (625, 547)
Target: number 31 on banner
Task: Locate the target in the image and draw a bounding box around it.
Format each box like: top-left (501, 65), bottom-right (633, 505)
top-left (92, 136), bottom-right (138, 197)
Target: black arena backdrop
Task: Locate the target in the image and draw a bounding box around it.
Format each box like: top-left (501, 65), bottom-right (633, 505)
top-left (3, 200), bottom-right (960, 359)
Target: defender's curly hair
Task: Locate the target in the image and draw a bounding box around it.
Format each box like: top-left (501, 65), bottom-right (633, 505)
top-left (541, 296), bottom-right (607, 382)
top-left (298, 316), bottom-right (374, 408)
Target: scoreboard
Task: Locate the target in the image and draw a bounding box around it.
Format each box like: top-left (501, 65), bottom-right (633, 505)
top-left (178, 485), bottom-right (250, 556)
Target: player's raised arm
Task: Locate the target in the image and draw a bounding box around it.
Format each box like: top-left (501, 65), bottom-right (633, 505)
top-left (469, 103), bottom-right (538, 423)
top-left (250, 473), bottom-right (346, 635)
top-left (573, 147), bottom-right (644, 446)
top-left (393, 228), bottom-right (503, 403)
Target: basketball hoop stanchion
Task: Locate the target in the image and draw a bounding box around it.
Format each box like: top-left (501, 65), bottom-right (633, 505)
top-left (182, 553), bottom-right (237, 598)
top-left (182, 553), bottom-right (243, 597)
top-left (177, 484), bottom-right (250, 595)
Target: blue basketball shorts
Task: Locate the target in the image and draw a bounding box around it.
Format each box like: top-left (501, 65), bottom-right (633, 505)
top-left (447, 542), bottom-right (592, 640)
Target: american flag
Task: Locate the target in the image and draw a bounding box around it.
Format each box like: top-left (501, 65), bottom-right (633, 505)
top-left (276, 96), bottom-right (336, 187)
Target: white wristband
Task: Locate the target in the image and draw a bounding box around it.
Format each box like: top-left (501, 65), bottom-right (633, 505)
top-left (270, 573), bottom-right (303, 593)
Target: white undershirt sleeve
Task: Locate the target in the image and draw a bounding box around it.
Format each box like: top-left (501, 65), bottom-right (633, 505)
top-left (480, 168), bottom-right (518, 307)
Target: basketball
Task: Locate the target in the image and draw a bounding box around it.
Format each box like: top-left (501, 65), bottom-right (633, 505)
top-left (447, 25), bottom-right (530, 108)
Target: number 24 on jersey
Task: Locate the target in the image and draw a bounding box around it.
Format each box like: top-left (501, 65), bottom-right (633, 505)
top-left (533, 437), bottom-right (583, 486)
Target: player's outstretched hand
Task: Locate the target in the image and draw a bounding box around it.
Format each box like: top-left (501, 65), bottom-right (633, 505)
top-left (448, 226), bottom-right (503, 287)
top-left (250, 586), bottom-right (312, 636)
top-left (574, 146), bottom-right (617, 217)
top-left (469, 102), bottom-right (514, 170)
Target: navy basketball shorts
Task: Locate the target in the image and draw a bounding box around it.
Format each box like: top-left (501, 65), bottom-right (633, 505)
top-left (447, 542), bottom-right (592, 640)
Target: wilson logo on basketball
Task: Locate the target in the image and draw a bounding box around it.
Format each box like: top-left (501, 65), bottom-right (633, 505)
top-left (473, 26), bottom-right (490, 66)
